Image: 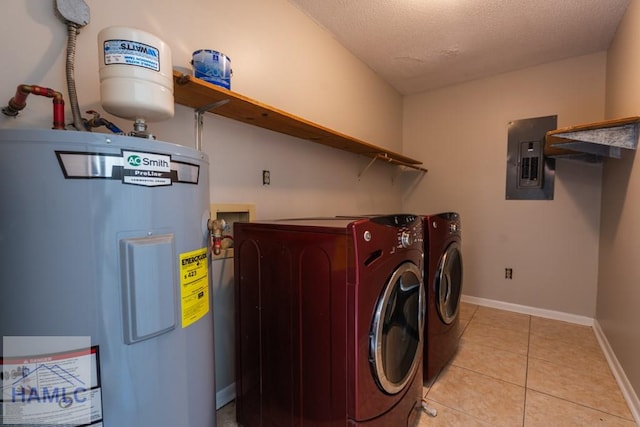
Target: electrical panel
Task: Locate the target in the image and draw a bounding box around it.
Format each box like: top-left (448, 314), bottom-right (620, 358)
top-left (506, 116), bottom-right (556, 200)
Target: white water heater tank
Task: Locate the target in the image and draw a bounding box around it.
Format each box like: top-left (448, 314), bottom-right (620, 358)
top-left (98, 26), bottom-right (174, 122)
top-left (0, 129), bottom-right (215, 426)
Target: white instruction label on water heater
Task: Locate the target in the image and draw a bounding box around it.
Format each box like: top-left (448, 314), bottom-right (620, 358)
top-left (1, 342), bottom-right (103, 426)
top-left (103, 39), bottom-right (160, 71)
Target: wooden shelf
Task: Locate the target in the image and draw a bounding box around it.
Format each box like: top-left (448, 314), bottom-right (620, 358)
top-left (545, 116), bottom-right (640, 160)
top-left (173, 71), bottom-right (427, 172)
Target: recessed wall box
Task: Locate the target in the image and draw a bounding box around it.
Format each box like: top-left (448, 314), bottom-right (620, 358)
top-left (506, 116), bottom-right (556, 200)
top-left (210, 203), bottom-right (255, 259)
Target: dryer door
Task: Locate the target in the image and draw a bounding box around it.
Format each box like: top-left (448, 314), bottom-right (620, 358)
top-left (435, 241), bottom-right (463, 324)
top-left (370, 262), bottom-right (424, 395)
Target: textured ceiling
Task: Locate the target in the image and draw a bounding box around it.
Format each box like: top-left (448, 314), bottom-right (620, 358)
top-left (288, 0), bottom-right (630, 95)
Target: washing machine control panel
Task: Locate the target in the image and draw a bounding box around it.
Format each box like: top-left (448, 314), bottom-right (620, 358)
top-left (397, 224), bottom-right (423, 249)
top-left (370, 214), bottom-right (418, 227)
top-left (396, 220), bottom-right (423, 249)
top-left (400, 231), bottom-right (413, 248)
top-left (358, 215), bottom-right (423, 250)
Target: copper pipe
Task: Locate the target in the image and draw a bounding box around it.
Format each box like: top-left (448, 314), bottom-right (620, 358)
top-left (2, 84), bottom-right (66, 129)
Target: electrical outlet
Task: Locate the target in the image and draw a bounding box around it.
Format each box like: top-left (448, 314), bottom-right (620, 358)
top-left (262, 170), bottom-right (270, 185)
top-left (505, 268), bottom-right (513, 279)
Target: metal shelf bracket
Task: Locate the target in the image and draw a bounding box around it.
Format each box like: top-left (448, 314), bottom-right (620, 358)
top-left (358, 154), bottom-right (428, 180)
top-left (194, 99), bottom-right (230, 151)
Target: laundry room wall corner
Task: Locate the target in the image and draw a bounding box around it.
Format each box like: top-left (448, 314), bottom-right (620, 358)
top-left (402, 52), bottom-right (606, 317)
top-left (598, 0), bottom-right (640, 418)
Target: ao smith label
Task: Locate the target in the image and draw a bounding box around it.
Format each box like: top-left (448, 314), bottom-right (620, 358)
top-left (122, 150), bottom-right (172, 187)
top-left (123, 150), bottom-right (170, 172)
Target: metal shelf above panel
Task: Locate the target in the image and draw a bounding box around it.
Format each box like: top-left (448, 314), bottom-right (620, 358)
top-left (173, 71), bottom-right (427, 174)
top-left (544, 116), bottom-right (640, 161)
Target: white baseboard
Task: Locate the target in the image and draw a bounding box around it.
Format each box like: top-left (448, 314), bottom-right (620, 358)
top-left (461, 294), bottom-right (639, 424)
top-left (216, 382), bottom-right (236, 410)
top-left (593, 320), bottom-right (640, 425)
top-left (461, 295), bottom-right (594, 326)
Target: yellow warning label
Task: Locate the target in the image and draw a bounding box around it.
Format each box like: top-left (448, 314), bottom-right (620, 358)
top-left (179, 247), bottom-right (209, 328)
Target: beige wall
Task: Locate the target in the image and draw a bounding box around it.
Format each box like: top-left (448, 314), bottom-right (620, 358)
top-left (6, 0), bottom-right (636, 409)
top-left (0, 0), bottom-right (405, 221)
top-left (600, 0), bottom-right (640, 401)
top-left (403, 53), bottom-right (606, 317)
top-left (0, 0), bottom-right (404, 405)
top-left (1, 0), bottom-right (403, 154)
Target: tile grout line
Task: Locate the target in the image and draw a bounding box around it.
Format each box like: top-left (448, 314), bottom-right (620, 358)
top-left (521, 314), bottom-right (532, 426)
top-left (526, 388), bottom-right (638, 423)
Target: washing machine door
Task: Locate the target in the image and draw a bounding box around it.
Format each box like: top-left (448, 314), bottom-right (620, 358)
top-left (435, 241), bottom-right (463, 324)
top-left (370, 262), bottom-right (424, 395)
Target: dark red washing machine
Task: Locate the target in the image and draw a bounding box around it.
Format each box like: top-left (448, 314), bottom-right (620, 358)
top-left (234, 215), bottom-right (425, 426)
top-left (422, 212), bottom-right (463, 381)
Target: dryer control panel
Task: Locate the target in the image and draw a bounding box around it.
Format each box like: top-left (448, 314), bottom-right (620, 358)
top-left (430, 212), bottom-right (461, 237)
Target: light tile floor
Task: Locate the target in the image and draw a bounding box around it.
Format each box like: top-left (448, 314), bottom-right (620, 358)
top-left (420, 302), bottom-right (636, 426)
top-left (216, 302), bottom-right (637, 426)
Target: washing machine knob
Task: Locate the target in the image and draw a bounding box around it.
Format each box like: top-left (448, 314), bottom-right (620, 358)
top-left (400, 231), bottom-right (413, 248)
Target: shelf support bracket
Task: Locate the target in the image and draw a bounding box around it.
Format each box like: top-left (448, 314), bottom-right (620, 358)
top-left (194, 99), bottom-right (230, 151)
top-left (393, 164), bottom-right (428, 185)
top-left (359, 154), bottom-right (428, 180)
top-left (358, 156), bottom-right (378, 180)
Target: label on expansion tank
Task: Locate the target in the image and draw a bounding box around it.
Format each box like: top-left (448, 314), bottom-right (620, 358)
top-left (103, 39), bottom-right (160, 71)
top-left (56, 150), bottom-right (201, 187)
